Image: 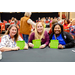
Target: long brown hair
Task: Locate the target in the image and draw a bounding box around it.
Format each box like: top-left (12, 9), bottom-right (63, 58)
top-left (5, 24), bottom-right (19, 42)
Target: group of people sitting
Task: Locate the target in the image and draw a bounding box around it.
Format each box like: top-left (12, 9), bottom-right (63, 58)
top-left (0, 12), bottom-right (75, 52)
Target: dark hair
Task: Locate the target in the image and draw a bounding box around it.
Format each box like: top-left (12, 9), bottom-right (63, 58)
top-left (64, 19), bottom-right (70, 24)
top-left (52, 23), bottom-right (63, 33)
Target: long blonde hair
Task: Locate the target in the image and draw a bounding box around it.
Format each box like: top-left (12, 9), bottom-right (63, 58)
top-left (35, 22), bottom-right (45, 40)
top-left (5, 24), bottom-right (19, 42)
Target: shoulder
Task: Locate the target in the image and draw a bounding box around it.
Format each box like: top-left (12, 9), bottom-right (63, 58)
top-left (30, 31), bottom-right (35, 36)
top-left (61, 32), bottom-right (72, 39)
top-left (21, 17), bottom-right (25, 20)
top-left (1, 35), bottom-right (9, 42)
top-left (62, 32), bottom-right (71, 36)
top-left (21, 17), bottom-right (23, 19)
top-left (45, 30), bottom-right (47, 33)
top-left (44, 30), bottom-right (48, 34)
top-left (2, 35), bottom-right (9, 39)
top-left (24, 16), bottom-right (30, 20)
top-left (29, 32), bottom-right (35, 39)
top-left (27, 19), bottom-right (32, 22)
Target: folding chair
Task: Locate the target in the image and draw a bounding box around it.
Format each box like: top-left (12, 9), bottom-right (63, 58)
top-left (0, 23), bottom-right (5, 33)
top-left (3, 20), bottom-right (7, 24)
top-left (8, 20), bottom-right (11, 23)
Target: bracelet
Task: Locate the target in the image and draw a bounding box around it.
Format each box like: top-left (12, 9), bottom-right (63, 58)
top-left (63, 46), bottom-right (65, 49)
top-left (44, 44), bottom-right (46, 46)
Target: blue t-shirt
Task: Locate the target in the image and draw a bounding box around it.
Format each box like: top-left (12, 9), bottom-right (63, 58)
top-left (52, 34), bottom-right (66, 45)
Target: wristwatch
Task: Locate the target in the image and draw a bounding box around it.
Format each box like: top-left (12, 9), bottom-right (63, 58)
top-left (63, 46), bottom-right (65, 49)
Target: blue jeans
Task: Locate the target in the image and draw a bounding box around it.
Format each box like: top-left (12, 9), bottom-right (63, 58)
top-left (22, 34), bottom-right (29, 44)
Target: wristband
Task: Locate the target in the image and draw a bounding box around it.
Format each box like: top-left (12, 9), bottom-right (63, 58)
top-left (63, 46), bottom-right (65, 49)
top-left (44, 44), bottom-right (46, 46)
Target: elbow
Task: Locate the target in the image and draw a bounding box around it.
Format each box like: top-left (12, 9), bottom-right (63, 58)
top-left (0, 48), bottom-right (4, 52)
top-left (0, 48), bottom-right (2, 51)
top-left (65, 42), bottom-right (74, 48)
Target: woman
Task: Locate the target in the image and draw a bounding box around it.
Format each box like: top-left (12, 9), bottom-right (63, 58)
top-left (28, 22), bottom-right (49, 49)
top-left (0, 25), bottom-right (28, 52)
top-left (49, 19), bottom-right (58, 34)
top-left (63, 19), bottom-right (70, 33)
top-left (49, 23), bottom-right (74, 49)
top-left (10, 17), bottom-right (15, 24)
top-left (20, 12), bottom-right (36, 43)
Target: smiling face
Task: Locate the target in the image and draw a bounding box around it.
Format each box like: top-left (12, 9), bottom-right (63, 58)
top-left (37, 23), bottom-right (44, 34)
top-left (54, 25), bottom-right (61, 35)
top-left (9, 26), bottom-right (17, 37)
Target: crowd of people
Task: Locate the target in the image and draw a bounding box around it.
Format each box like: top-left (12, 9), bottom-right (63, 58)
top-left (0, 12), bottom-right (75, 52)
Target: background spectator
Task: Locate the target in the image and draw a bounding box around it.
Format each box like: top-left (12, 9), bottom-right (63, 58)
top-left (20, 12), bottom-right (36, 43)
top-left (63, 19), bottom-right (70, 33)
